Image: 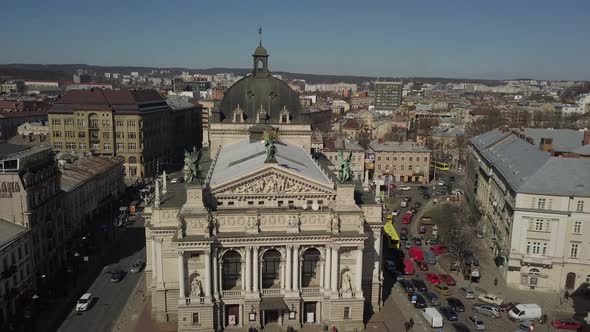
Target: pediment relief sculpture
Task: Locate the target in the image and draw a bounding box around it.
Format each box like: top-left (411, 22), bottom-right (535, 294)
top-left (215, 172), bottom-right (331, 196)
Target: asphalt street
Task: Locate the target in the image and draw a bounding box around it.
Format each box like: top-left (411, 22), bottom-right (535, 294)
top-left (57, 219), bottom-right (146, 332)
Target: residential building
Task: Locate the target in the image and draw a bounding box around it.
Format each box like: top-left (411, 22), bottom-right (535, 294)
top-left (0, 220), bottom-right (32, 329)
top-left (0, 101), bottom-right (50, 140)
top-left (0, 144), bottom-right (65, 285)
top-left (65, 83), bottom-right (113, 91)
top-left (373, 81), bottom-right (402, 110)
top-left (144, 43), bottom-right (383, 332)
top-left (356, 109), bottom-right (380, 132)
top-left (369, 140), bottom-right (430, 184)
top-left (59, 155), bottom-right (125, 240)
top-left (48, 89), bottom-right (202, 180)
top-left (23, 81), bottom-right (59, 93)
top-left (467, 129), bottom-right (590, 292)
top-left (501, 108), bottom-right (531, 128)
top-left (340, 119), bottom-right (362, 141)
top-left (1, 81), bottom-right (25, 94)
top-left (322, 133), bottom-right (365, 182)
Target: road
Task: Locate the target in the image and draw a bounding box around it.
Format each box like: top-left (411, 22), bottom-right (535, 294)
top-left (57, 219), bottom-right (146, 332)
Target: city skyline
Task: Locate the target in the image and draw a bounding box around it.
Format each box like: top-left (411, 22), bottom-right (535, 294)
top-left (1, 0), bottom-right (590, 81)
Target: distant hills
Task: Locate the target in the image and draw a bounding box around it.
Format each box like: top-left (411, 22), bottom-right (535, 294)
top-left (0, 63), bottom-right (505, 85)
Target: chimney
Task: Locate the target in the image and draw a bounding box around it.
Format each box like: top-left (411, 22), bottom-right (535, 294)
top-left (583, 130), bottom-right (590, 146)
top-left (525, 137), bottom-right (534, 145)
top-left (540, 137), bottom-right (553, 152)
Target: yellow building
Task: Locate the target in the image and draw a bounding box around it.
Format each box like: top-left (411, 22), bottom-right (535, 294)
top-left (48, 89), bottom-right (201, 181)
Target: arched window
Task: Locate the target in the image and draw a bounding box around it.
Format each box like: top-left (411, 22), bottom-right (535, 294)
top-left (257, 110), bottom-right (268, 123)
top-left (129, 156), bottom-right (137, 164)
top-left (233, 107), bottom-right (245, 123)
top-left (280, 108), bottom-right (290, 124)
top-left (262, 249), bottom-right (281, 289)
top-left (301, 248), bottom-right (321, 288)
top-left (222, 251), bottom-right (242, 290)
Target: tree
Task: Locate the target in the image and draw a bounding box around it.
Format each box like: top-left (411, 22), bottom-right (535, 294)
top-left (431, 203), bottom-right (476, 263)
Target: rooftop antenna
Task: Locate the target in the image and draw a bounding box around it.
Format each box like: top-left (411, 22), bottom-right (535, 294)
top-left (258, 26), bottom-right (263, 46)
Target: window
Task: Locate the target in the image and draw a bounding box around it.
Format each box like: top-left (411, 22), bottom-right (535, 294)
top-left (344, 307), bottom-right (351, 320)
top-left (228, 201), bottom-right (235, 206)
top-left (530, 198), bottom-right (536, 209)
top-left (102, 120), bottom-right (110, 126)
top-left (53, 142), bottom-right (63, 149)
top-left (401, 165), bottom-right (405, 171)
top-left (401, 157), bottom-right (405, 161)
top-left (527, 241), bottom-right (543, 255)
top-left (577, 200), bottom-right (584, 212)
top-left (408, 165), bottom-right (413, 171)
top-left (377, 165), bottom-right (381, 170)
top-left (547, 199), bottom-right (553, 210)
top-left (393, 157), bottom-right (397, 161)
top-left (128, 132), bottom-right (137, 139)
top-left (52, 131), bottom-right (62, 138)
top-left (90, 131), bottom-right (99, 139)
top-left (116, 131), bottom-right (124, 139)
top-left (116, 120), bottom-right (123, 127)
top-left (103, 132), bottom-right (110, 139)
top-left (258, 201), bottom-right (264, 206)
top-left (573, 221), bottom-right (582, 234)
top-left (78, 131), bottom-right (85, 138)
top-left (128, 143), bottom-right (137, 150)
top-left (385, 165), bottom-right (389, 170)
top-left (386, 157), bottom-right (390, 161)
top-left (92, 143), bottom-right (99, 150)
top-left (537, 198), bottom-right (546, 209)
top-left (570, 243), bottom-right (579, 258)
top-left (393, 165), bottom-right (397, 171)
top-left (65, 131), bottom-right (75, 138)
top-left (534, 220), bottom-right (544, 231)
top-left (127, 120), bottom-right (136, 127)
top-left (103, 143), bottom-right (111, 150)
top-left (51, 119), bottom-right (61, 126)
top-left (79, 143), bottom-right (86, 150)
top-left (409, 157), bottom-right (413, 162)
top-left (116, 142), bottom-right (124, 150)
top-left (192, 313), bottom-right (199, 325)
top-left (66, 142), bottom-right (76, 149)
top-left (77, 119), bottom-right (85, 127)
top-left (247, 201), bottom-right (254, 206)
top-left (89, 119), bottom-right (99, 128)
top-left (377, 156), bottom-right (381, 161)
top-left (64, 119), bottom-right (74, 126)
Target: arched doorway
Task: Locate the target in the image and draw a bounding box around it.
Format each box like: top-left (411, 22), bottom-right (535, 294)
top-left (262, 249), bottom-right (281, 289)
top-left (301, 248), bottom-right (321, 288)
top-left (565, 272), bottom-right (576, 290)
top-left (221, 250), bottom-right (242, 290)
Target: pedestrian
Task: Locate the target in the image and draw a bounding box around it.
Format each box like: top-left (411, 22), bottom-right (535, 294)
top-left (564, 290), bottom-right (570, 301)
top-left (409, 317), bottom-right (414, 328)
top-left (404, 321), bottom-right (410, 331)
top-left (494, 277), bottom-right (498, 287)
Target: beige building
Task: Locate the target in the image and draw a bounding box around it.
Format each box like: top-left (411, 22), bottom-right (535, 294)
top-left (0, 144), bottom-right (65, 284)
top-left (144, 44), bottom-right (384, 332)
top-left (369, 140), bottom-right (431, 184)
top-left (322, 134), bottom-right (365, 182)
top-left (468, 129), bottom-right (590, 291)
top-left (0, 221), bottom-right (32, 329)
top-left (48, 89), bottom-right (202, 181)
top-left (59, 155), bottom-right (125, 239)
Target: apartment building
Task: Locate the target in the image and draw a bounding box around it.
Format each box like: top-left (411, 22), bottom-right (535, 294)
top-left (369, 140), bottom-right (430, 184)
top-left (467, 128), bottom-right (590, 291)
top-left (322, 133), bottom-right (365, 182)
top-left (48, 89), bottom-right (202, 180)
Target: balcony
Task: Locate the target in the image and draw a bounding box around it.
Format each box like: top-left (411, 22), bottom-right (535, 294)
top-left (221, 290), bottom-right (243, 298)
top-left (301, 288), bottom-right (321, 296)
top-left (261, 288), bottom-right (282, 296)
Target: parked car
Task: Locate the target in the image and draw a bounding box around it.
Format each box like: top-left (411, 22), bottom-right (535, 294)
top-left (425, 238), bottom-right (439, 245)
top-left (423, 291), bottom-right (441, 306)
top-left (411, 278), bottom-right (428, 292)
top-left (422, 308), bottom-right (444, 328)
top-left (404, 241), bottom-right (412, 249)
top-left (399, 186), bottom-right (412, 191)
top-left (449, 176), bottom-right (455, 182)
top-left (392, 209), bottom-right (400, 216)
top-left (426, 273), bottom-right (441, 285)
top-left (431, 244), bottom-right (449, 255)
top-left (464, 252), bottom-right (480, 266)
top-left (439, 274), bottom-right (457, 286)
top-left (452, 322), bottom-right (471, 332)
top-left (130, 260), bottom-right (145, 273)
top-left (170, 177), bottom-right (183, 184)
top-left (468, 315), bottom-right (486, 331)
top-left (434, 284), bottom-right (452, 296)
top-left (551, 319), bottom-right (583, 330)
top-left (400, 233), bottom-right (408, 241)
top-left (408, 293), bottom-right (427, 309)
top-left (438, 180), bottom-right (445, 186)
top-left (447, 297), bottom-right (465, 312)
top-left (418, 185), bottom-right (428, 191)
top-left (410, 208), bottom-right (418, 214)
top-left (438, 306), bottom-right (459, 321)
top-left (398, 279), bottom-right (415, 293)
top-left (478, 293), bottom-right (504, 306)
top-left (413, 202), bottom-right (422, 208)
top-left (423, 193), bottom-right (431, 199)
top-left (415, 260), bottom-right (429, 271)
top-left (403, 196), bottom-right (412, 202)
top-left (458, 287), bottom-right (476, 299)
top-left (499, 302), bottom-right (519, 312)
top-left (473, 303), bottom-right (501, 318)
top-left (76, 293), bottom-right (93, 312)
top-left (413, 237), bottom-right (422, 246)
top-left (508, 304), bottom-right (543, 321)
top-left (110, 270), bottom-right (125, 282)
top-left (425, 251), bottom-right (437, 265)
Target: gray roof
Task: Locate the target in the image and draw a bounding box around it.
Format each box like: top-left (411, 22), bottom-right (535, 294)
top-left (481, 135), bottom-right (550, 191)
top-left (512, 128), bottom-right (585, 152)
top-left (166, 95), bottom-right (197, 109)
top-left (369, 140), bottom-right (430, 153)
top-left (208, 140), bottom-right (333, 186)
top-left (469, 129), bottom-right (509, 150)
top-left (572, 144), bottom-right (590, 155)
top-left (517, 158), bottom-right (590, 196)
top-left (431, 126), bottom-right (465, 138)
top-left (0, 219), bottom-right (28, 249)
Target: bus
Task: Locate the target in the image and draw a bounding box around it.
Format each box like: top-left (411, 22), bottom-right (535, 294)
top-left (383, 222), bottom-right (400, 249)
top-left (432, 162), bottom-right (450, 171)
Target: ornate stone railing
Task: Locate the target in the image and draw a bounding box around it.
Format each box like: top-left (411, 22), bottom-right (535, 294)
top-left (221, 290), bottom-right (243, 298)
top-left (301, 288), bottom-right (321, 295)
top-left (261, 288), bottom-right (282, 296)
top-left (336, 291), bottom-right (358, 298)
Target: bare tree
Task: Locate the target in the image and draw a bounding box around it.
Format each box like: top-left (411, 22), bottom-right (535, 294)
top-left (432, 203), bottom-right (476, 263)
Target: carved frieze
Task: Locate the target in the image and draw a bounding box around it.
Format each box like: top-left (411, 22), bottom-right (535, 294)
top-left (214, 171), bottom-right (332, 196)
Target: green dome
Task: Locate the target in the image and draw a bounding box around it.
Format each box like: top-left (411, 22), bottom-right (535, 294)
top-left (254, 45), bottom-right (268, 56)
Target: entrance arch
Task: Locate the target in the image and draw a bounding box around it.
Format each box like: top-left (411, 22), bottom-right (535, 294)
top-left (565, 272), bottom-right (576, 289)
top-left (301, 248), bottom-right (321, 288)
top-left (262, 249), bottom-right (281, 289)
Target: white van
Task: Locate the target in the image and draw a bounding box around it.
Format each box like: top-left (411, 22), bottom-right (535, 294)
top-left (421, 307), bottom-right (444, 328)
top-left (508, 304), bottom-right (542, 321)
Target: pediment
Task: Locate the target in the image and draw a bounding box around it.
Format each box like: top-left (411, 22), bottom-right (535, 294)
top-left (211, 168), bottom-right (335, 196)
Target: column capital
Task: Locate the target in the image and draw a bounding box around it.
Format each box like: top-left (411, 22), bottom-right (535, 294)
top-left (177, 250), bottom-right (184, 256)
top-left (202, 248), bottom-right (211, 255)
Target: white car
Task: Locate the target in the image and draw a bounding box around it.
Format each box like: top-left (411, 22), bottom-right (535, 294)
top-left (392, 210), bottom-right (400, 216)
top-left (478, 293), bottom-right (504, 306)
top-left (76, 293), bottom-right (93, 312)
top-left (438, 181), bottom-right (445, 186)
top-left (399, 186), bottom-right (412, 191)
top-left (171, 178), bottom-right (182, 184)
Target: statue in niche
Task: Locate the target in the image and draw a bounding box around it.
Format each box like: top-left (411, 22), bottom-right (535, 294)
top-left (330, 212), bottom-right (339, 233)
top-left (341, 271), bottom-right (352, 292)
top-left (191, 276), bottom-right (203, 296)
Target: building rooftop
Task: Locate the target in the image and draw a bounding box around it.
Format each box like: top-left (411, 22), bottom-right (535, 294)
top-left (430, 126), bottom-right (465, 138)
top-left (60, 156), bottom-right (123, 192)
top-left (323, 134), bottom-right (364, 152)
top-left (369, 140), bottom-right (430, 153)
top-left (208, 139), bottom-right (333, 187)
top-left (511, 128), bottom-right (586, 152)
top-left (517, 158), bottom-right (590, 197)
top-left (50, 89), bottom-right (169, 114)
top-left (0, 219), bottom-right (28, 249)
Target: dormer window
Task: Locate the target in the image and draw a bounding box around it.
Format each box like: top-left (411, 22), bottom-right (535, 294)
top-left (233, 105), bottom-right (245, 123)
top-left (257, 109), bottom-right (268, 123)
top-left (280, 107), bottom-right (290, 124)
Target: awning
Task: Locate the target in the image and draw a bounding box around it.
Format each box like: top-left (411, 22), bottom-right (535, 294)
top-left (383, 222), bottom-right (400, 248)
top-left (260, 297), bottom-right (289, 311)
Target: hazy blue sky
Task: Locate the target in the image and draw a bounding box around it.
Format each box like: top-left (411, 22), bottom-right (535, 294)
top-left (1, 0), bottom-right (589, 80)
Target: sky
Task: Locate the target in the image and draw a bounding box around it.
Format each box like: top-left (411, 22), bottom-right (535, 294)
top-left (1, 0), bottom-right (589, 81)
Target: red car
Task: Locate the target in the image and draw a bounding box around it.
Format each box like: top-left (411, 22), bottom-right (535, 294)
top-left (430, 244), bottom-right (449, 255)
top-left (402, 213), bottom-right (413, 224)
top-left (425, 273), bottom-right (441, 285)
top-left (438, 274), bottom-right (456, 286)
top-left (415, 260), bottom-right (429, 271)
top-left (551, 319), bottom-right (582, 330)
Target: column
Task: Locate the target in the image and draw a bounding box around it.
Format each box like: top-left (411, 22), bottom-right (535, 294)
top-left (319, 261), bottom-right (325, 289)
top-left (324, 246), bottom-right (331, 291)
top-left (213, 248), bottom-right (219, 299)
top-left (280, 261), bottom-right (285, 289)
top-left (151, 237), bottom-right (157, 282)
top-left (331, 246), bottom-right (338, 293)
top-left (293, 246), bottom-right (299, 292)
top-left (246, 247), bottom-right (252, 292)
top-left (286, 245), bottom-right (292, 291)
top-left (205, 249), bottom-right (212, 298)
top-left (178, 251), bottom-right (185, 299)
top-left (253, 246), bottom-right (259, 292)
top-left (156, 239), bottom-right (164, 285)
top-left (355, 247), bottom-right (363, 292)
